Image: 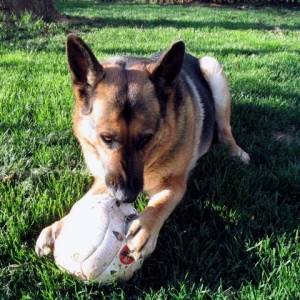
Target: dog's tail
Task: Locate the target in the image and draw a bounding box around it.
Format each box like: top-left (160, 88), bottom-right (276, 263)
top-left (200, 56), bottom-right (231, 111)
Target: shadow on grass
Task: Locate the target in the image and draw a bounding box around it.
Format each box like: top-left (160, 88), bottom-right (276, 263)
top-left (54, 1), bottom-right (300, 31)
top-left (62, 15), bottom-right (300, 32)
top-left (116, 98), bottom-right (299, 296)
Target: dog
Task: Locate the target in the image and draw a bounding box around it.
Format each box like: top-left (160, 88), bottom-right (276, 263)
top-left (36, 34), bottom-right (249, 262)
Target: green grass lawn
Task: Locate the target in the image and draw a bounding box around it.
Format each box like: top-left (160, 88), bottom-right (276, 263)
top-left (1, 1), bottom-right (300, 299)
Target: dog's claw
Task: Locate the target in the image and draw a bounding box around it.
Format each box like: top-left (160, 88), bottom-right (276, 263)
top-left (125, 231), bottom-right (134, 239)
top-left (35, 244), bottom-right (53, 257)
top-left (125, 225), bottom-right (141, 240)
top-left (128, 250), bottom-right (143, 262)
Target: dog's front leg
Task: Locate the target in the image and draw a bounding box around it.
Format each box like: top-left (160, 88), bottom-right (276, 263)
top-left (126, 176), bottom-right (186, 261)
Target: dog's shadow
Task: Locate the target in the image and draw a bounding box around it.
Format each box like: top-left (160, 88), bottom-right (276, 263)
top-left (115, 99), bottom-right (299, 296)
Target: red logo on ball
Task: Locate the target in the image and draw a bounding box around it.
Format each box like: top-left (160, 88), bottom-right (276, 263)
top-left (119, 246), bottom-right (134, 265)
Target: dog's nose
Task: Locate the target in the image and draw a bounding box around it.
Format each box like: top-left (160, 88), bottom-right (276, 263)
top-left (122, 195), bottom-right (136, 204)
top-left (114, 189), bottom-right (139, 203)
top-left (105, 172), bottom-right (143, 203)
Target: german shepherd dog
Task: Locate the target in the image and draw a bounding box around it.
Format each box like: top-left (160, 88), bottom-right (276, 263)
top-left (36, 34), bottom-right (249, 262)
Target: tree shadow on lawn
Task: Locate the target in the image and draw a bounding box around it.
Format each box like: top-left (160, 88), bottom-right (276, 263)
top-left (54, 1), bottom-right (300, 31)
top-left (64, 15), bottom-right (300, 32)
top-left (110, 86), bottom-right (299, 296)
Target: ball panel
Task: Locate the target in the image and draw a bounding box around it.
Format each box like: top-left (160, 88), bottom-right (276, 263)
top-left (54, 200), bottom-right (110, 263)
top-left (80, 220), bottom-right (124, 280)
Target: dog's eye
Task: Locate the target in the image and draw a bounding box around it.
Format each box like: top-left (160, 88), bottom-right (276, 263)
top-left (137, 133), bottom-right (153, 149)
top-left (100, 134), bottom-right (113, 146)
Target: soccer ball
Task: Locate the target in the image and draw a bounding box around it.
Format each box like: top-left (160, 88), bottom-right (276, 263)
top-left (53, 194), bottom-right (143, 283)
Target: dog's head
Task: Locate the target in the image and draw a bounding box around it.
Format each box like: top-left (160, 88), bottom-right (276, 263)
top-left (66, 34), bottom-right (185, 203)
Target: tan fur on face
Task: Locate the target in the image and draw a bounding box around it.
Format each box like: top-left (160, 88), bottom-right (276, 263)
top-left (73, 61), bottom-right (163, 195)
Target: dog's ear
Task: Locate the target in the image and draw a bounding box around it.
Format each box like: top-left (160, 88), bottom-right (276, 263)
top-left (147, 41), bottom-right (185, 86)
top-left (66, 34), bottom-right (104, 113)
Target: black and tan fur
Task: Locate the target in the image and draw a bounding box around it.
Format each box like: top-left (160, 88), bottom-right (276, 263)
top-left (36, 34), bottom-right (249, 261)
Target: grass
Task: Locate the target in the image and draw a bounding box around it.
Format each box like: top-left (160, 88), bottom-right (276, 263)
top-left (0, 1), bottom-right (300, 299)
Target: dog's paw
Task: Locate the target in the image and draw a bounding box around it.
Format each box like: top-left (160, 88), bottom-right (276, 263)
top-left (232, 146), bottom-right (250, 164)
top-left (126, 217), bottom-right (158, 261)
top-left (35, 221), bottom-right (62, 257)
top-left (35, 226), bottom-right (55, 257)
top-left (240, 150), bottom-right (250, 164)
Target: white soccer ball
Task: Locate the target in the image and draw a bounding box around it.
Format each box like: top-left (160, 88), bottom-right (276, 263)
top-left (53, 194), bottom-right (143, 283)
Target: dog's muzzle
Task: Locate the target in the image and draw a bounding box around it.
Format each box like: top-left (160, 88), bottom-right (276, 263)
top-left (106, 173), bottom-right (143, 203)
top-left (113, 188), bottom-right (140, 203)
